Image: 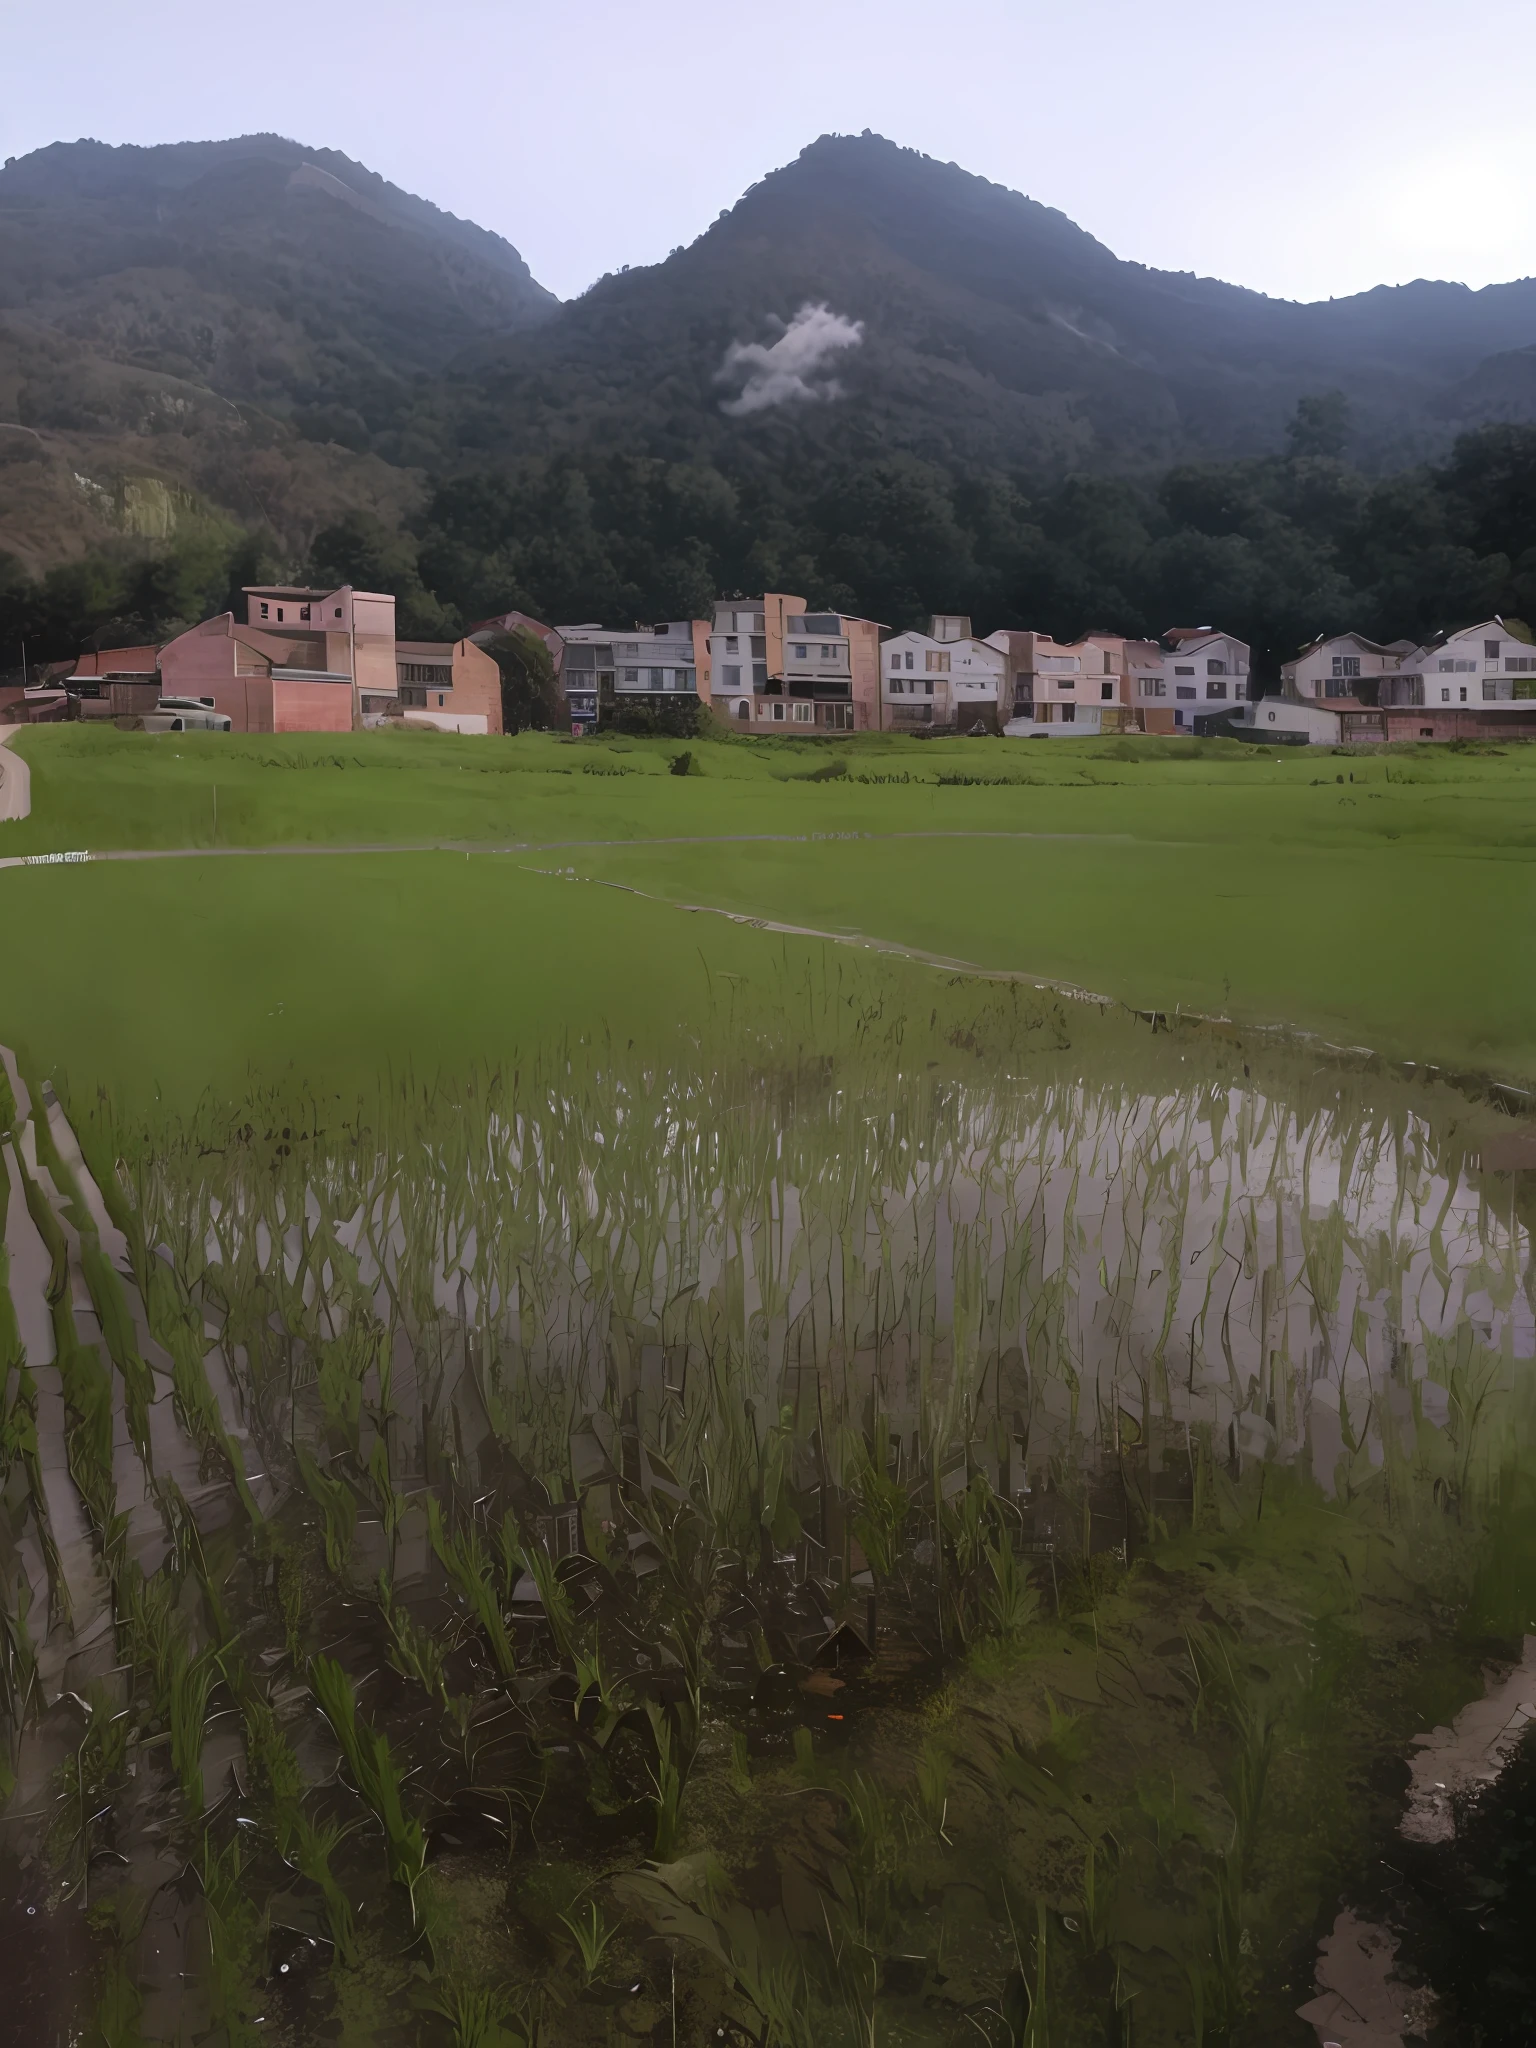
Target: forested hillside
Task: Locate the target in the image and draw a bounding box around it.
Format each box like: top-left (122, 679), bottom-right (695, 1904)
top-left (6, 409), bottom-right (1536, 688)
top-left (0, 134), bottom-right (556, 568)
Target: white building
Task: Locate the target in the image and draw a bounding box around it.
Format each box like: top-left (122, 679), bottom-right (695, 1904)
top-left (1381, 618), bottom-right (1536, 717)
top-left (1282, 631), bottom-right (1406, 706)
top-left (1140, 628), bottom-right (1250, 732)
top-left (883, 615), bottom-right (1005, 729)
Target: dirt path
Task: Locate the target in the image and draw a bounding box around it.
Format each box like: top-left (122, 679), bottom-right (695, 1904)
top-left (0, 726), bottom-right (29, 822)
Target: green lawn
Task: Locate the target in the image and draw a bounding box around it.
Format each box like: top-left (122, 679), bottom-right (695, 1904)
top-left (3, 724), bottom-right (1534, 1090)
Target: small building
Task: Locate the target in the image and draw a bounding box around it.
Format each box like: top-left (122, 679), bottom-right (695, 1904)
top-left (64, 643), bottom-right (162, 720)
top-left (882, 616), bottom-right (1005, 730)
top-left (394, 639), bottom-right (503, 735)
top-left (1234, 697), bottom-right (1352, 745)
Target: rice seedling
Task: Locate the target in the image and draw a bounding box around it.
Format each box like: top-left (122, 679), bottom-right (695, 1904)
top-left (6, 963), bottom-right (1532, 2046)
top-left (310, 1653), bottom-right (428, 1918)
top-left (556, 1896), bottom-right (619, 1985)
top-left (426, 1498), bottom-right (518, 1680)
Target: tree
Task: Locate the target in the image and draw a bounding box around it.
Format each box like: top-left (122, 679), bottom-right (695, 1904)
top-left (1285, 391), bottom-right (1351, 462)
top-left (307, 512), bottom-right (458, 638)
top-left (473, 626), bottom-right (562, 734)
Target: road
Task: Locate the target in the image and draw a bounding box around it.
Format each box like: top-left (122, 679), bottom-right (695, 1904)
top-left (0, 727), bottom-right (29, 822)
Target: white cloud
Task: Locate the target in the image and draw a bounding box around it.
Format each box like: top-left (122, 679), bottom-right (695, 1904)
top-left (716, 301), bottom-right (865, 416)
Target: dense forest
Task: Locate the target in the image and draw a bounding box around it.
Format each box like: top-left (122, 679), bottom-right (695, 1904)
top-left (4, 407), bottom-right (1536, 685)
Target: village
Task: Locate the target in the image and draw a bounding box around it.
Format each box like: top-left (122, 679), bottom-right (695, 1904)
top-left (5, 581), bottom-right (1534, 744)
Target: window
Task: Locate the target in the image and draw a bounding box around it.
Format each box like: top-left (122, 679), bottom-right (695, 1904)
top-left (737, 701), bottom-right (750, 722)
top-left (649, 669), bottom-right (663, 687)
top-left (1104, 651), bottom-right (1115, 674)
top-left (890, 650), bottom-right (902, 670)
top-left (1206, 659), bottom-right (1226, 675)
top-left (725, 636), bottom-right (739, 653)
top-left (1056, 676), bottom-right (1075, 691)
top-left (794, 644), bottom-right (808, 660)
top-left (750, 637), bottom-right (766, 658)
top-left (752, 663), bottom-right (767, 687)
top-left (824, 703), bottom-right (854, 730)
top-left (259, 602), bottom-right (269, 619)
top-left (721, 663), bottom-right (741, 688)
top-left (1441, 688), bottom-right (1450, 701)
top-left (1459, 685), bottom-right (1467, 702)
top-left (925, 651), bottom-right (950, 673)
top-left (1174, 665), bottom-right (1195, 676)
top-left (793, 702), bottom-right (813, 723)
top-left (889, 678), bottom-right (904, 695)
top-left (1101, 682), bottom-right (1114, 700)
top-left (276, 607), bottom-right (285, 622)
top-left (1139, 678), bottom-right (1167, 699)
top-left (1061, 703), bottom-right (1075, 722)
top-left (1486, 639), bottom-right (1501, 660)
top-left (1484, 679), bottom-right (1512, 700)
top-left (1331, 655), bottom-right (1360, 678)
top-left (821, 644), bottom-right (838, 659)
top-left (1206, 679), bottom-right (1227, 699)
top-left (924, 678), bottom-right (934, 697)
top-left (334, 607), bottom-right (342, 619)
top-left (299, 604), bottom-right (311, 622)
top-left (437, 693), bottom-right (445, 707)
top-left (624, 668), bottom-right (639, 683)
top-left (1234, 682), bottom-right (1246, 700)
top-left (905, 652), bottom-right (914, 670)
top-left (772, 702), bottom-right (785, 722)
top-left (1176, 685), bottom-right (1196, 700)
top-left (1506, 655), bottom-right (1536, 671)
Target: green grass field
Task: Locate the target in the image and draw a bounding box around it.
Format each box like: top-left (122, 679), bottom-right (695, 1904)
top-left (3, 723), bottom-right (1534, 1092)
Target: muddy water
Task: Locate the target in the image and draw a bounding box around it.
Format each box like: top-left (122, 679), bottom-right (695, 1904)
top-left (2, 1026), bottom-right (1534, 2046)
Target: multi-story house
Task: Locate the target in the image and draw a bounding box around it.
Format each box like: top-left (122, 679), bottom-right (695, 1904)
top-left (987, 630), bottom-right (1161, 736)
top-left (1139, 627), bottom-right (1250, 734)
top-left (709, 594), bottom-right (879, 732)
top-left (555, 621), bottom-right (708, 730)
top-left (882, 616), bottom-right (1005, 730)
top-left (158, 584), bottom-right (398, 733)
top-left (1282, 631), bottom-right (1407, 708)
top-left (1376, 618), bottom-right (1536, 739)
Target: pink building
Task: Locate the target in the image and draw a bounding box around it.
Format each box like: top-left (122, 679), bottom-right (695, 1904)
top-left (158, 584), bottom-right (397, 733)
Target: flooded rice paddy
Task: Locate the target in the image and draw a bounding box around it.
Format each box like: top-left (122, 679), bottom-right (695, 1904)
top-left (0, 983), bottom-right (1533, 2047)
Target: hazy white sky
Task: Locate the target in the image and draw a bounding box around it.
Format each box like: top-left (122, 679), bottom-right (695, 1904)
top-left (6, 0), bottom-right (1535, 305)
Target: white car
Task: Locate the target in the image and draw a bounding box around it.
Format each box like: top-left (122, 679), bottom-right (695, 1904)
top-left (143, 697), bottom-right (232, 733)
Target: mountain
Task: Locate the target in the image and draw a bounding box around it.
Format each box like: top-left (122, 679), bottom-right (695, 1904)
top-left (0, 134), bottom-right (557, 568)
top-left (5, 129), bottom-right (1536, 586)
top-left (451, 133), bottom-right (1536, 477)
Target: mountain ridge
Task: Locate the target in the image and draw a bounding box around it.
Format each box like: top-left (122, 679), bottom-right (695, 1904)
top-left (3, 129), bottom-right (1536, 580)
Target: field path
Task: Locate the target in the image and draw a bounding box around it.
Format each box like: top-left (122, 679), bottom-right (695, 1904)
top-left (0, 726), bottom-right (29, 821)
top-left (0, 826), bottom-right (1144, 873)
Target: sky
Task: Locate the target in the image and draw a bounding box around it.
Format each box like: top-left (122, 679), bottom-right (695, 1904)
top-left (5, 0), bottom-right (1535, 306)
